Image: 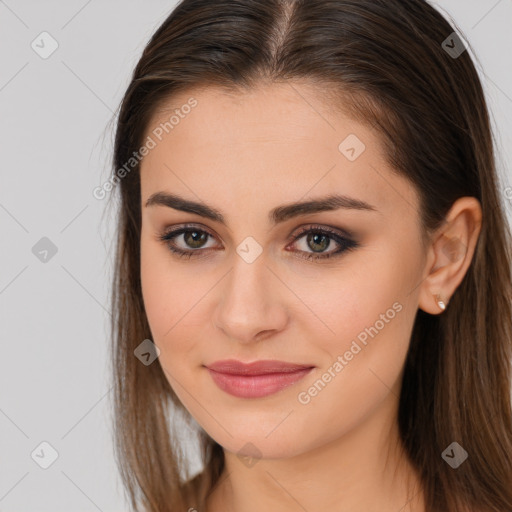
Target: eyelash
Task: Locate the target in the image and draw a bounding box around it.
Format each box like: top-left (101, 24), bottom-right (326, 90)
top-left (157, 223), bottom-right (359, 262)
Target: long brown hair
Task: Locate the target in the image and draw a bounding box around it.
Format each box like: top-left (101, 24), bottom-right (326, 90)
top-left (108, 1), bottom-right (512, 510)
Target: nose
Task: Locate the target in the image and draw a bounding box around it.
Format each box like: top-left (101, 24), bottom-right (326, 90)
top-left (212, 256), bottom-right (289, 345)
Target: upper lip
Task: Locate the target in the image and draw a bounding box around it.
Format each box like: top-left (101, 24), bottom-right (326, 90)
top-left (206, 359), bottom-right (314, 375)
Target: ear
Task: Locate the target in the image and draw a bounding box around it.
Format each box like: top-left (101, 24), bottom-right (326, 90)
top-left (418, 197), bottom-right (482, 315)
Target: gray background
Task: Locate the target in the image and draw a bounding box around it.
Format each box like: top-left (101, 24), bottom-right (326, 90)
top-left (1, 1), bottom-right (511, 510)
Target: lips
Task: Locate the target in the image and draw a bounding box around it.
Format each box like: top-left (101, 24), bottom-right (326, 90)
top-left (205, 359), bottom-right (314, 398)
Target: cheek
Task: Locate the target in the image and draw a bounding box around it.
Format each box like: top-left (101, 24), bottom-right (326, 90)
top-left (140, 239), bottom-right (189, 343)
top-left (140, 242), bottom-right (168, 336)
top-left (290, 267), bottom-right (417, 449)
top-left (310, 249), bottom-right (415, 351)
top-left (304, 241), bottom-right (420, 390)
top-left (140, 238), bottom-right (215, 371)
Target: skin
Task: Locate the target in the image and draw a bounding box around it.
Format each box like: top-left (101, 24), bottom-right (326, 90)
top-left (138, 81), bottom-right (482, 512)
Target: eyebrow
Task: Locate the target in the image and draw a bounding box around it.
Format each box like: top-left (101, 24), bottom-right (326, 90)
top-left (145, 192), bottom-right (378, 225)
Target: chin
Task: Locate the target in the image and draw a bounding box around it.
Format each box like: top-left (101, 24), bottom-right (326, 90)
top-left (199, 410), bottom-right (314, 461)
top-left (219, 432), bottom-right (303, 461)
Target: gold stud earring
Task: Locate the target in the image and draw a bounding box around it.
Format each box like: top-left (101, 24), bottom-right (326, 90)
top-left (436, 294), bottom-right (446, 311)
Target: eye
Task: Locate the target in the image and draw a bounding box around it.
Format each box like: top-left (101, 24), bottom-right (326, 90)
top-left (286, 224), bottom-right (359, 261)
top-left (157, 224), bottom-right (219, 259)
top-left (157, 223), bottom-right (359, 261)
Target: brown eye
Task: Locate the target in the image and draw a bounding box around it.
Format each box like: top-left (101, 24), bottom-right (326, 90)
top-left (182, 230), bottom-right (209, 249)
top-left (288, 225), bottom-right (360, 261)
top-left (158, 225), bottom-right (218, 259)
top-left (305, 232), bottom-right (331, 253)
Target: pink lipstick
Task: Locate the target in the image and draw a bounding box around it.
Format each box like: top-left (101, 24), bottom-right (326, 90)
top-left (205, 359), bottom-right (314, 398)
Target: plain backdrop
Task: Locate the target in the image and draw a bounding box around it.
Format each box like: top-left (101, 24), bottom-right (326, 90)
top-left (1, 1), bottom-right (511, 510)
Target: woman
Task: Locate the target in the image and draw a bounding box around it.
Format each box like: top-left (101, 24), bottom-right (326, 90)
top-left (108, 0), bottom-right (512, 510)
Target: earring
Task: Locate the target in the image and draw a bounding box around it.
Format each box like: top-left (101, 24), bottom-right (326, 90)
top-left (435, 294), bottom-right (446, 311)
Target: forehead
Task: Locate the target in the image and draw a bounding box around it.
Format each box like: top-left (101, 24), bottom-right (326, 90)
top-left (140, 83), bottom-right (420, 224)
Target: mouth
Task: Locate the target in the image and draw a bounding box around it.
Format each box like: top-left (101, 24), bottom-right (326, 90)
top-left (205, 359), bottom-right (315, 398)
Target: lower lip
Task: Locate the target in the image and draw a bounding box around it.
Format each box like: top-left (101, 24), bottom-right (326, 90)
top-left (207, 367), bottom-right (314, 398)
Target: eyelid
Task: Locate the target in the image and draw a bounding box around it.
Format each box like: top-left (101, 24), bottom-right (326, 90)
top-left (159, 222), bottom-right (219, 239)
top-left (289, 223), bottom-right (355, 242)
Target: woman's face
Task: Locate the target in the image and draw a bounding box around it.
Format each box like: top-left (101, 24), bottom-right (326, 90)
top-left (139, 82), bottom-right (429, 459)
